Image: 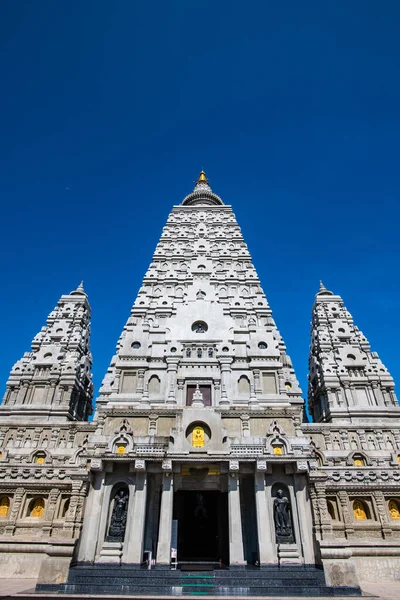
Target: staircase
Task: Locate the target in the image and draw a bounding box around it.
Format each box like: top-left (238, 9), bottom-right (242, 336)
top-left (34, 563), bottom-right (361, 597)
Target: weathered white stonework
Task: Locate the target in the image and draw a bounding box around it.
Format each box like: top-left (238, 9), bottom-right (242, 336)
top-left (0, 173), bottom-right (399, 590)
top-left (1, 282), bottom-right (93, 422)
top-left (308, 282), bottom-right (399, 423)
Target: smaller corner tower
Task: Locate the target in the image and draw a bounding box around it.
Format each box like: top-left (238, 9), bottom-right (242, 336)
top-left (308, 282), bottom-right (399, 423)
top-left (0, 282), bottom-right (94, 422)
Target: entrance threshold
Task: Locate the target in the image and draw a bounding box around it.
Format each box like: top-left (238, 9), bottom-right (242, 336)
top-left (179, 561), bottom-right (227, 571)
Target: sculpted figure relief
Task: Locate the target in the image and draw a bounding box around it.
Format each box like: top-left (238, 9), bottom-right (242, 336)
top-left (107, 489), bottom-right (129, 542)
top-left (273, 489), bottom-right (294, 543)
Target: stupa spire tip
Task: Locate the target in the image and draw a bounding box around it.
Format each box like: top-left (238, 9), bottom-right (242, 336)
top-left (70, 280), bottom-right (87, 296)
top-left (197, 170), bottom-right (208, 184)
top-left (316, 280), bottom-right (334, 297)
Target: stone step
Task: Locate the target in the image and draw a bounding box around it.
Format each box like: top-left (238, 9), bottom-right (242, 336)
top-left (35, 564), bottom-right (361, 597)
top-left (68, 577), bottom-right (328, 587)
top-left (66, 568), bottom-right (327, 580)
top-left (36, 583), bottom-right (359, 596)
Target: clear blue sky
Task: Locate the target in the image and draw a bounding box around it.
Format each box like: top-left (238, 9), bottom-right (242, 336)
top-left (1, 1), bottom-right (399, 416)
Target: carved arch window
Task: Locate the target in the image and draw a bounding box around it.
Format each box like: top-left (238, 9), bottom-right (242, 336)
top-left (114, 437), bottom-right (128, 454)
top-left (59, 497), bottom-right (70, 519)
top-left (352, 499), bottom-right (370, 520)
top-left (353, 454), bottom-right (365, 467)
top-left (349, 436), bottom-right (360, 450)
top-left (388, 499), bottom-right (400, 520)
top-left (28, 497), bottom-right (45, 518)
top-left (148, 375), bottom-right (161, 395)
top-left (0, 496), bottom-right (10, 518)
top-left (327, 500), bottom-right (335, 520)
top-left (326, 497), bottom-right (340, 521)
top-left (268, 434), bottom-right (288, 456)
top-left (311, 448), bottom-right (325, 467)
top-left (219, 287), bottom-right (227, 298)
top-left (238, 375), bottom-right (250, 394)
top-left (33, 452), bottom-right (46, 464)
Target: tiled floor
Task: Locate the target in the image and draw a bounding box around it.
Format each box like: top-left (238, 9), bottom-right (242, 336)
top-left (0, 579), bottom-right (36, 597)
top-left (361, 582), bottom-right (400, 600)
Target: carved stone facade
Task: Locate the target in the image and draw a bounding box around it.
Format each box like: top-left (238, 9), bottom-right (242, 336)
top-left (0, 173), bottom-right (399, 588)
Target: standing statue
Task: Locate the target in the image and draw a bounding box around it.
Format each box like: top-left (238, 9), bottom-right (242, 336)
top-left (273, 489), bottom-right (294, 543)
top-left (107, 489), bottom-right (129, 542)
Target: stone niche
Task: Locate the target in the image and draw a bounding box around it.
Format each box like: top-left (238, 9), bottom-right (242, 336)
top-left (171, 409), bottom-right (227, 454)
top-left (185, 422), bottom-right (212, 447)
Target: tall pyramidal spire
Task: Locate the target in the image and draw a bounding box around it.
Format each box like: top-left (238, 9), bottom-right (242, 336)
top-left (98, 172), bottom-right (303, 412)
top-left (1, 283), bottom-right (94, 421)
top-left (308, 283), bottom-right (399, 422)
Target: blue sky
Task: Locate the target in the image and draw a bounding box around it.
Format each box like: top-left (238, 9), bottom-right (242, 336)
top-left (1, 1), bottom-right (399, 415)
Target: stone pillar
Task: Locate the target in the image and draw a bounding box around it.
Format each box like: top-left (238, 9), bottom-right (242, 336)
top-left (350, 384), bottom-right (358, 407)
top-left (228, 474), bottom-right (245, 565)
top-left (254, 472), bottom-right (276, 564)
top-left (343, 382), bottom-right (352, 408)
top-left (77, 472), bottom-right (105, 562)
top-left (314, 481), bottom-right (333, 540)
top-left (136, 369), bottom-right (146, 395)
top-left (388, 387), bottom-right (397, 406)
top-left (157, 474), bottom-right (174, 565)
top-left (219, 358), bottom-right (232, 407)
top-left (294, 474), bottom-right (317, 563)
top-left (63, 492), bottom-right (80, 539)
top-left (214, 378), bottom-right (221, 405)
top-left (253, 369), bottom-right (262, 394)
top-left (46, 488), bottom-right (60, 525)
top-left (337, 490), bottom-right (355, 539)
top-left (5, 487), bottom-right (24, 536)
top-left (374, 490), bottom-right (392, 538)
top-left (124, 472), bottom-right (147, 564)
top-left (43, 382), bottom-right (51, 405)
top-left (16, 382), bottom-right (29, 405)
top-left (166, 359), bottom-right (178, 405)
top-left (177, 378), bottom-right (184, 406)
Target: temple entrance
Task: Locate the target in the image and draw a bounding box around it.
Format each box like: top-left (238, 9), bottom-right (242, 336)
top-left (174, 490), bottom-right (229, 565)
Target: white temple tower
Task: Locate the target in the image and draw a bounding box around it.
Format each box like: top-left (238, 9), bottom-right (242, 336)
top-left (0, 282), bottom-right (93, 422)
top-left (97, 170), bottom-right (303, 413)
top-left (75, 172), bottom-right (314, 572)
top-left (0, 173), bottom-right (399, 593)
top-left (308, 282), bottom-right (399, 423)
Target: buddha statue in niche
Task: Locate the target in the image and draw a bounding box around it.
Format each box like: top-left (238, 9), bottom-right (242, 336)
top-left (389, 500), bottom-right (400, 519)
top-left (353, 500), bottom-right (367, 520)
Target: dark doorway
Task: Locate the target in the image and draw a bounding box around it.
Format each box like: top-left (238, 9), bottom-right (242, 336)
top-left (174, 491), bottom-right (229, 564)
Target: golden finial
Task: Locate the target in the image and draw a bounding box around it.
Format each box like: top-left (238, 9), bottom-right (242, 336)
top-left (197, 170), bottom-right (208, 183)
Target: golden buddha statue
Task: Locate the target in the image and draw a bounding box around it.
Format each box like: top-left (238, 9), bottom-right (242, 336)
top-left (0, 497), bottom-right (10, 517)
top-left (389, 500), bottom-right (400, 519)
top-left (353, 500), bottom-right (367, 520)
top-left (31, 498), bottom-right (45, 518)
top-left (192, 426), bottom-right (205, 447)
